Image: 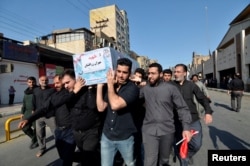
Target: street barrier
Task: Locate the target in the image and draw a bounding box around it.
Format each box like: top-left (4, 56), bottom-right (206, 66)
top-left (5, 114), bottom-right (21, 141)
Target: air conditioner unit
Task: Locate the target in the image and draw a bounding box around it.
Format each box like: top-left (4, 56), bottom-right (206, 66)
top-left (0, 63), bottom-right (13, 73)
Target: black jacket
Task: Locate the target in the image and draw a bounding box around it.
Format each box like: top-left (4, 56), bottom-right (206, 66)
top-left (68, 87), bottom-right (101, 131)
top-left (174, 80), bottom-right (213, 122)
top-left (228, 78), bottom-right (244, 91)
top-left (32, 86), bottom-right (55, 118)
top-left (28, 88), bottom-right (75, 127)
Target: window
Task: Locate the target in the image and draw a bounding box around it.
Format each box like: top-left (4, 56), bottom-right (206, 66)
top-left (0, 63), bottom-right (13, 73)
top-left (56, 32), bottom-right (84, 43)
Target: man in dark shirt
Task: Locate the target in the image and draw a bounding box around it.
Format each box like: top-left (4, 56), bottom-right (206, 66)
top-left (173, 64), bottom-right (213, 166)
top-left (32, 75), bottom-right (56, 157)
top-left (228, 73), bottom-right (244, 112)
top-left (62, 69), bottom-right (101, 166)
top-left (140, 63), bottom-right (192, 166)
top-left (96, 58), bottom-right (139, 166)
top-left (19, 74), bottom-right (84, 165)
top-left (130, 67), bottom-right (146, 166)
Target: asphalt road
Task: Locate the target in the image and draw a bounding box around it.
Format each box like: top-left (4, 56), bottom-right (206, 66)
top-left (0, 90), bottom-right (250, 166)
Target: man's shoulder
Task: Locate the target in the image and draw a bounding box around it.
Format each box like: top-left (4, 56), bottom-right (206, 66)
top-left (196, 81), bottom-right (205, 87)
top-left (165, 81), bottom-right (177, 86)
top-left (125, 81), bottom-right (140, 89)
top-left (48, 87), bottom-right (56, 92)
top-left (32, 86), bottom-right (40, 93)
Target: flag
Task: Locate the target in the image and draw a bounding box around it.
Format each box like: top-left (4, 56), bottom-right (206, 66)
top-left (180, 130), bottom-right (199, 159)
top-left (180, 138), bottom-right (188, 159)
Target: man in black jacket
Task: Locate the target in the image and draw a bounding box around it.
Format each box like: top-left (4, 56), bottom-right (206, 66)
top-left (173, 64), bottom-right (213, 166)
top-left (32, 75), bottom-right (56, 157)
top-left (19, 74), bottom-right (84, 165)
top-left (62, 69), bottom-right (101, 166)
top-left (228, 73), bottom-right (244, 112)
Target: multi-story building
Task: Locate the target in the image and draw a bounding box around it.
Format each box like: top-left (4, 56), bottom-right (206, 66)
top-left (0, 35), bottom-right (73, 104)
top-left (90, 4), bottom-right (130, 55)
top-left (189, 4), bottom-right (250, 91)
top-left (189, 52), bottom-right (211, 79)
top-left (38, 27), bottom-right (94, 54)
top-left (149, 59), bottom-right (158, 64)
top-left (137, 56), bottom-right (150, 71)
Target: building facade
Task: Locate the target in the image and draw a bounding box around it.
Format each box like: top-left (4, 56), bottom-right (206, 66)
top-left (90, 4), bottom-right (130, 54)
top-left (38, 28), bottom-right (94, 54)
top-left (189, 52), bottom-right (211, 80)
top-left (189, 4), bottom-right (250, 91)
top-left (136, 56), bottom-right (150, 71)
top-left (0, 36), bottom-right (73, 104)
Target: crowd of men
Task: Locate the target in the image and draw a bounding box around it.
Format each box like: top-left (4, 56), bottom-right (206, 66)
top-left (18, 58), bottom-right (216, 166)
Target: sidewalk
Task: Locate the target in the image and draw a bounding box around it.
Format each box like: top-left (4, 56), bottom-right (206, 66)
top-left (0, 103), bottom-right (22, 117)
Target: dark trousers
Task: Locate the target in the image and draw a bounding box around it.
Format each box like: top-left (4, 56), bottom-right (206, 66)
top-left (73, 126), bottom-right (101, 166)
top-left (231, 91), bottom-right (243, 111)
top-left (134, 132), bottom-right (144, 166)
top-left (9, 94), bottom-right (15, 105)
top-left (55, 127), bottom-right (76, 166)
top-left (143, 132), bottom-right (174, 166)
top-left (22, 121), bottom-right (37, 144)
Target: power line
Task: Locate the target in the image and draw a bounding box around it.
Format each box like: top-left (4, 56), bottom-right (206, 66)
top-left (0, 24), bottom-right (36, 40)
top-left (0, 8), bottom-right (51, 41)
top-left (0, 15), bottom-right (45, 37)
top-left (0, 8), bottom-right (51, 33)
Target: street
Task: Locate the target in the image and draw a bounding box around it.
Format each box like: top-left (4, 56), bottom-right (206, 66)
top-left (0, 90), bottom-right (250, 165)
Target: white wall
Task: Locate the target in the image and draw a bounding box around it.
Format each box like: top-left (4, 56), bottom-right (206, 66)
top-left (245, 33), bottom-right (250, 64)
top-left (204, 58), bottom-right (214, 74)
top-left (0, 60), bottom-right (39, 105)
top-left (217, 44), bottom-right (236, 71)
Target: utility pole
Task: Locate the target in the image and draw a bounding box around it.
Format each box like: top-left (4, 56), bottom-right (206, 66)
top-left (91, 18), bottom-right (109, 49)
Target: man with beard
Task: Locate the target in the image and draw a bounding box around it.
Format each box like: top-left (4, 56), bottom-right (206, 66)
top-left (173, 64), bottom-right (213, 166)
top-left (32, 75), bottom-right (56, 157)
top-left (19, 74), bottom-right (84, 166)
top-left (139, 63), bottom-right (192, 166)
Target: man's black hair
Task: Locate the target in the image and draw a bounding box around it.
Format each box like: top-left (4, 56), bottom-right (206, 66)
top-left (134, 68), bottom-right (145, 79)
top-left (149, 63), bottom-right (163, 73)
top-left (175, 64), bottom-right (188, 72)
top-left (62, 69), bottom-right (75, 79)
top-left (117, 58), bottom-right (132, 73)
top-left (27, 76), bottom-right (36, 82)
top-left (54, 74), bottom-right (63, 80)
top-left (191, 74), bottom-right (199, 80)
top-left (163, 69), bottom-right (172, 75)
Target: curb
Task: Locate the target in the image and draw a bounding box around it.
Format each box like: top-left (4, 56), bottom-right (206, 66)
top-left (0, 111), bottom-right (21, 118)
top-left (207, 88), bottom-right (250, 96)
top-left (0, 104), bottom-right (22, 118)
